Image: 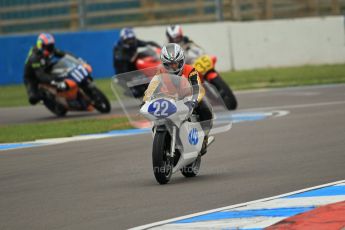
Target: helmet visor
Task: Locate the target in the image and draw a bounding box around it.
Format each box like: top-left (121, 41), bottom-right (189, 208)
top-left (123, 37), bottom-right (137, 48)
top-left (170, 36), bottom-right (182, 43)
top-left (163, 60), bottom-right (184, 73)
top-left (42, 44), bottom-right (55, 57)
top-left (43, 43), bottom-right (55, 53)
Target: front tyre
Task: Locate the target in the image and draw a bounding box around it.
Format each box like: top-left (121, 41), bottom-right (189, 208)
top-left (181, 155), bottom-right (201, 178)
top-left (210, 76), bottom-right (238, 110)
top-left (152, 131), bottom-right (173, 184)
top-left (89, 86), bottom-right (111, 113)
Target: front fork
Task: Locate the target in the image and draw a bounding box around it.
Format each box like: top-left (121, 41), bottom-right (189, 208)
top-left (170, 126), bottom-right (176, 159)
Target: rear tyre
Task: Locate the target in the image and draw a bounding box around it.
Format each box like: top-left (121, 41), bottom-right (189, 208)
top-left (89, 86), bottom-right (111, 113)
top-left (181, 155), bottom-right (201, 178)
top-left (210, 76), bottom-right (238, 110)
top-left (43, 98), bottom-right (67, 117)
top-left (152, 131), bottom-right (173, 184)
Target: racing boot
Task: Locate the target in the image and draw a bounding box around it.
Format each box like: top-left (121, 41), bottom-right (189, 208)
top-left (28, 89), bottom-right (43, 105)
top-left (200, 135), bottom-right (215, 156)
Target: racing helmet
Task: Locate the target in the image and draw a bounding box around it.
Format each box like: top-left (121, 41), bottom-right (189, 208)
top-left (166, 25), bottom-right (183, 43)
top-left (36, 33), bottom-right (55, 58)
top-left (160, 43), bottom-right (185, 75)
top-left (120, 27), bottom-right (138, 49)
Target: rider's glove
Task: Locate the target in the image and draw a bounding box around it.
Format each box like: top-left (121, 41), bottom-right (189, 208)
top-left (52, 80), bottom-right (68, 91)
top-left (185, 99), bottom-right (198, 111)
top-left (190, 99), bottom-right (198, 109)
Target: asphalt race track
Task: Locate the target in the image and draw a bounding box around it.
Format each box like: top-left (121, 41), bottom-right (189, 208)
top-left (0, 84), bottom-right (344, 229)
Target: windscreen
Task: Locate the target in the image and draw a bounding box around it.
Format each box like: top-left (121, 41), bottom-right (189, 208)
top-left (143, 72), bottom-right (192, 102)
top-left (111, 66), bottom-right (232, 134)
top-left (51, 54), bottom-right (80, 76)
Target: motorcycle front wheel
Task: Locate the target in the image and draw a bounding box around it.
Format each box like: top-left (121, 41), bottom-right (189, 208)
top-left (89, 86), bottom-right (111, 113)
top-left (209, 76), bottom-right (238, 110)
top-left (152, 131), bottom-right (173, 184)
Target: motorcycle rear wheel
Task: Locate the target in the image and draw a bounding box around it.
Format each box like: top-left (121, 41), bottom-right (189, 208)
top-left (43, 98), bottom-right (67, 117)
top-left (152, 131), bottom-right (173, 185)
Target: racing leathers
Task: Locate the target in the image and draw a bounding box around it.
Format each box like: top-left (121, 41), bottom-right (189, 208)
top-left (113, 39), bottom-right (161, 74)
top-left (143, 64), bottom-right (213, 142)
top-left (23, 46), bottom-right (66, 105)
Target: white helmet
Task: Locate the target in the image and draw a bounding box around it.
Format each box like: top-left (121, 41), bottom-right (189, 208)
top-left (166, 25), bottom-right (183, 43)
top-left (160, 43), bottom-right (185, 75)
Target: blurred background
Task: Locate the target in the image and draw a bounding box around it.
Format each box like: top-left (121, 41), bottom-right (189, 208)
top-left (0, 0), bottom-right (344, 34)
top-left (0, 0), bottom-right (345, 92)
top-left (1, 3), bottom-right (345, 229)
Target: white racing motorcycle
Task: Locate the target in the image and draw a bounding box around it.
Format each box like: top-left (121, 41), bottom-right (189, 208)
top-left (112, 67), bottom-right (232, 184)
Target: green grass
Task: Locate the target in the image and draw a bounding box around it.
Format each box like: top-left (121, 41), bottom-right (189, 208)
top-left (0, 84), bottom-right (28, 107)
top-left (94, 77), bottom-right (116, 101)
top-left (0, 116), bottom-right (132, 143)
top-left (0, 64), bottom-right (345, 107)
top-left (222, 64), bottom-right (345, 90)
top-left (1, 63), bottom-right (345, 143)
top-left (1, 64), bottom-right (345, 108)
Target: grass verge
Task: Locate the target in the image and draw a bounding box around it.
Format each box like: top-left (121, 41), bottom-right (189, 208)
top-left (1, 63), bottom-right (345, 143)
top-left (222, 64), bottom-right (345, 90)
top-left (1, 64), bottom-right (345, 108)
top-left (0, 116), bottom-right (132, 143)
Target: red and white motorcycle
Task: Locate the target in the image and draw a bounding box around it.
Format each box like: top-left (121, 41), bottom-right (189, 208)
top-left (184, 44), bottom-right (238, 110)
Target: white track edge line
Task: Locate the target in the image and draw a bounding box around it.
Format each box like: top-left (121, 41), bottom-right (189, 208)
top-left (129, 179), bottom-right (345, 230)
top-left (0, 131), bottom-right (149, 152)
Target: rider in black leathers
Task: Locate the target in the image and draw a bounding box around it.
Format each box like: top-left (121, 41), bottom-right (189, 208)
top-left (113, 27), bottom-right (161, 75)
top-left (23, 33), bottom-right (67, 105)
top-left (24, 33), bottom-right (94, 109)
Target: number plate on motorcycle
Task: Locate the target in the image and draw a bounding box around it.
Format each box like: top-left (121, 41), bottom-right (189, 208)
top-left (148, 99), bottom-right (176, 118)
top-left (193, 55), bottom-right (213, 75)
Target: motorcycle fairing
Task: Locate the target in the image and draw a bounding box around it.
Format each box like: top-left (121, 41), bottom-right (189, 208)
top-left (111, 66), bottom-right (232, 135)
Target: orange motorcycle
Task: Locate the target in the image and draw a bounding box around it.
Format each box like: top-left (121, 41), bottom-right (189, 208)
top-left (38, 54), bottom-right (111, 116)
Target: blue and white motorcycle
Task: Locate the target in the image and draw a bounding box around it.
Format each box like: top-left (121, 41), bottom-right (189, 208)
top-left (141, 73), bottom-right (215, 184)
top-left (112, 67), bottom-right (232, 184)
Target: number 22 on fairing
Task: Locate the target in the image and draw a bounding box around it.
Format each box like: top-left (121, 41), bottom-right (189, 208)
top-left (148, 99), bottom-right (176, 118)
